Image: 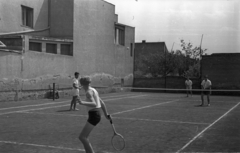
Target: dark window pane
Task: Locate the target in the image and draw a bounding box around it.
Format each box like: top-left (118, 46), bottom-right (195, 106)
top-left (22, 6), bottom-right (33, 28)
top-left (29, 42), bottom-right (42, 52)
top-left (46, 43), bottom-right (57, 54)
top-left (61, 44), bottom-right (73, 56)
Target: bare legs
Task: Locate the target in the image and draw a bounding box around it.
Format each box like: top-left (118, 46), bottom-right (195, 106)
top-left (79, 122), bottom-right (95, 153)
top-left (70, 96), bottom-right (78, 110)
top-left (201, 93), bottom-right (210, 106)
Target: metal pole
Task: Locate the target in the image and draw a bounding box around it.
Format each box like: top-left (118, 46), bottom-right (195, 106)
top-left (199, 34), bottom-right (204, 91)
top-left (53, 83), bottom-right (55, 101)
top-left (199, 34), bottom-right (204, 79)
top-left (164, 43), bottom-right (167, 91)
top-left (171, 42), bottom-right (175, 52)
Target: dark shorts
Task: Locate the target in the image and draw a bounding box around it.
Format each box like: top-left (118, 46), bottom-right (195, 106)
top-left (87, 108), bottom-right (101, 126)
top-left (72, 96), bottom-right (80, 101)
top-left (202, 89), bottom-right (210, 95)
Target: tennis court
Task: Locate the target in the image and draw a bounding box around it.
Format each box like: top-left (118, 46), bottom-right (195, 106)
top-left (0, 90), bottom-right (239, 153)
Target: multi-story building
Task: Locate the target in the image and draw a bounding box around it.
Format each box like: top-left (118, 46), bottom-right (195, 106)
top-left (0, 0), bottom-right (135, 101)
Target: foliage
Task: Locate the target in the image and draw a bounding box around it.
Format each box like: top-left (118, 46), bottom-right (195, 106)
top-left (180, 39), bottom-right (207, 59)
top-left (134, 39), bottom-right (207, 78)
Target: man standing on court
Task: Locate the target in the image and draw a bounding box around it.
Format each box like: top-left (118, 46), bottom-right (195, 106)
top-left (185, 77), bottom-right (193, 97)
top-left (70, 72), bottom-right (80, 111)
top-left (200, 75), bottom-right (212, 106)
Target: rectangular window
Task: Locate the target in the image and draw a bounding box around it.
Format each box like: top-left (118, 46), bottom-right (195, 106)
top-left (29, 42), bottom-right (42, 52)
top-left (61, 44), bottom-right (73, 56)
top-left (115, 25), bottom-right (125, 46)
top-left (0, 41), bottom-right (6, 47)
top-left (0, 38), bottom-right (22, 51)
top-left (46, 43), bottom-right (57, 54)
top-left (22, 5), bottom-right (33, 28)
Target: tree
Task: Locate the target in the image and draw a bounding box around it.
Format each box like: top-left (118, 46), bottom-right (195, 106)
top-left (134, 39), bottom-right (207, 78)
top-left (135, 50), bottom-right (184, 77)
top-left (180, 39), bottom-right (207, 77)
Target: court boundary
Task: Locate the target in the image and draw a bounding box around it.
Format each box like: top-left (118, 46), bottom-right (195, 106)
top-left (0, 140), bottom-right (114, 153)
top-left (0, 94), bottom-right (148, 116)
top-left (176, 102), bottom-right (240, 153)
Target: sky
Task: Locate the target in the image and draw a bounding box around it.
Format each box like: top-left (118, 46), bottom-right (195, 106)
top-left (105, 0), bottom-right (240, 55)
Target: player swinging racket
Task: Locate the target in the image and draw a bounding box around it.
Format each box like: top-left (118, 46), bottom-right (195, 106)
top-left (78, 76), bottom-right (111, 153)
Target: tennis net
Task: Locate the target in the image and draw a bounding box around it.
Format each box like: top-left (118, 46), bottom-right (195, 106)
top-left (110, 87), bottom-right (240, 96)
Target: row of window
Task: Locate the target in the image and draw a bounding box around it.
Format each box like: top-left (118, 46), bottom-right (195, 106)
top-left (21, 5), bottom-right (127, 47)
top-left (22, 5), bottom-right (131, 56)
top-left (29, 42), bottom-right (73, 56)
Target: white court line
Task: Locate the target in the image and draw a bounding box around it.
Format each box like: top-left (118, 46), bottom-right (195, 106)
top-left (22, 111), bottom-right (209, 125)
top-left (0, 101), bottom-right (68, 111)
top-left (0, 94), bottom-right (147, 116)
top-left (0, 93), bottom-right (139, 111)
top-left (176, 102), bottom-right (240, 153)
top-left (113, 117), bottom-right (210, 125)
top-left (23, 111), bottom-right (88, 117)
top-left (112, 99), bottom-right (179, 115)
top-left (0, 140), bottom-right (112, 153)
top-left (180, 99), bottom-right (239, 103)
top-left (0, 140), bottom-right (85, 152)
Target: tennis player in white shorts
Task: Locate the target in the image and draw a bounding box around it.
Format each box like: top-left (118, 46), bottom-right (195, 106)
top-left (185, 77), bottom-right (193, 97)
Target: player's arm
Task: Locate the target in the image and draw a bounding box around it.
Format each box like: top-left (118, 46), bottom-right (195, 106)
top-left (209, 82), bottom-right (212, 94)
top-left (73, 82), bottom-right (80, 89)
top-left (78, 91), bottom-right (97, 107)
top-left (99, 98), bottom-right (110, 120)
top-left (201, 81), bottom-right (204, 89)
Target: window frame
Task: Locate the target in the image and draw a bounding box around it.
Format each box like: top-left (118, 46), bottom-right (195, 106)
top-left (46, 43), bottom-right (57, 54)
top-left (60, 43), bottom-right (73, 56)
top-left (29, 41), bottom-right (42, 52)
top-left (21, 5), bottom-right (34, 28)
top-left (115, 25), bottom-right (125, 46)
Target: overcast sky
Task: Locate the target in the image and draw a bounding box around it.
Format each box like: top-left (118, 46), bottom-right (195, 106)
top-left (105, 0), bottom-right (240, 55)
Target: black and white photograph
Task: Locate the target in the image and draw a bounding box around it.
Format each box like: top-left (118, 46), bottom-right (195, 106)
top-left (0, 0), bottom-right (239, 152)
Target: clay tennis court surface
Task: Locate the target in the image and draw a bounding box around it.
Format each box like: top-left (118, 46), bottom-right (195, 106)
top-left (0, 91), bottom-right (239, 153)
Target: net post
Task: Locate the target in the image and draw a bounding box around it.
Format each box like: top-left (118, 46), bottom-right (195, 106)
top-left (53, 83), bottom-right (55, 101)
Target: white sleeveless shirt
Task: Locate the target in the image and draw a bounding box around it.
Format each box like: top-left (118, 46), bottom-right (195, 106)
top-left (86, 87), bottom-right (101, 111)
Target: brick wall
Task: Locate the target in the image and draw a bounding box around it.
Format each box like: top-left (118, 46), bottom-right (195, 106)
top-left (133, 76), bottom-right (200, 90)
top-left (202, 53), bottom-right (240, 89)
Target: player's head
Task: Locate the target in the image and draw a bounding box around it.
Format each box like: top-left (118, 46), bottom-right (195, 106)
top-left (74, 72), bottom-right (79, 78)
top-left (204, 75), bottom-right (208, 80)
top-left (80, 76), bottom-right (91, 87)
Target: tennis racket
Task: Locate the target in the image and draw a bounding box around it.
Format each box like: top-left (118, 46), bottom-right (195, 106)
top-left (108, 115), bottom-right (125, 151)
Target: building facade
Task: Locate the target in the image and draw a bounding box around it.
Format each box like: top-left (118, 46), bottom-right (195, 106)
top-left (0, 0), bottom-right (135, 101)
top-left (134, 40), bottom-right (168, 78)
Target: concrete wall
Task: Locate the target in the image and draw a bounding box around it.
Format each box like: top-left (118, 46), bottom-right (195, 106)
top-left (202, 53), bottom-right (240, 89)
top-left (134, 77), bottom-right (200, 89)
top-left (0, 0), bottom-right (135, 102)
top-left (49, 0), bottom-right (73, 38)
top-left (0, 0), bottom-right (49, 36)
top-left (73, 0), bottom-right (134, 87)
